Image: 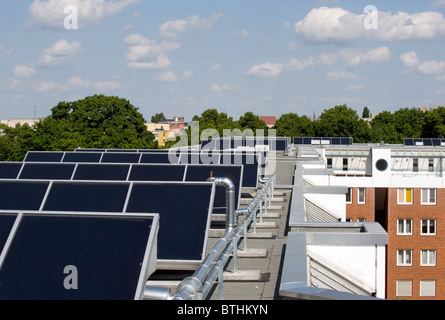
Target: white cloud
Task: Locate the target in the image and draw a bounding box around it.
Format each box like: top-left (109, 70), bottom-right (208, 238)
top-left (285, 57), bottom-right (315, 71)
top-left (246, 62), bottom-right (284, 78)
top-left (159, 13), bottom-right (223, 38)
top-left (400, 51), bottom-right (445, 75)
top-left (0, 46), bottom-right (14, 58)
top-left (37, 76), bottom-right (121, 93)
top-left (210, 84), bottom-right (236, 92)
top-left (326, 71), bottom-right (357, 81)
top-left (38, 39), bottom-right (83, 68)
top-left (208, 63), bottom-right (222, 72)
top-left (236, 30), bottom-right (250, 37)
top-left (13, 65), bottom-right (36, 79)
top-left (157, 70), bottom-right (192, 82)
top-left (26, 0), bottom-right (139, 30)
top-left (294, 7), bottom-right (445, 44)
top-left (124, 34), bottom-right (181, 71)
top-left (318, 47), bottom-right (391, 67)
top-left (345, 84), bottom-right (364, 91)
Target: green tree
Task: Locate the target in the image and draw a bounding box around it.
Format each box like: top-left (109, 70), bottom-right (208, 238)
top-left (422, 107), bottom-right (445, 138)
top-left (273, 113), bottom-right (315, 137)
top-left (0, 123), bottom-right (37, 161)
top-left (151, 112), bottom-right (165, 123)
top-left (237, 112), bottom-right (268, 135)
top-left (316, 104), bottom-right (371, 143)
top-left (33, 95), bottom-right (156, 151)
top-left (362, 106), bottom-right (370, 119)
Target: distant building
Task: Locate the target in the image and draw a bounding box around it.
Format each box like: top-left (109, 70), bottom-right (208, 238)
top-left (1, 118), bottom-right (43, 127)
top-left (146, 116), bottom-right (188, 147)
top-left (260, 116), bottom-right (277, 128)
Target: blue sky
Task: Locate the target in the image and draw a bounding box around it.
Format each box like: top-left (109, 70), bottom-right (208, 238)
top-left (1, 0), bottom-right (445, 122)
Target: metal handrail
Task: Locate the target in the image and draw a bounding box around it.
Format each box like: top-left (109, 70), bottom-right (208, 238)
top-left (172, 175), bottom-right (273, 300)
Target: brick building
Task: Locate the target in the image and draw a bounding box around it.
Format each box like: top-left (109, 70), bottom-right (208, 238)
top-left (301, 140), bottom-right (445, 299)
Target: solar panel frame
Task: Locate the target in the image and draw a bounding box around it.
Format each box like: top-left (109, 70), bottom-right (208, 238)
top-left (0, 211), bottom-right (159, 300)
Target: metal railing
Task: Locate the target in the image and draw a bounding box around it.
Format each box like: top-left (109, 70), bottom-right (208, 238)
top-left (143, 175), bottom-right (274, 300)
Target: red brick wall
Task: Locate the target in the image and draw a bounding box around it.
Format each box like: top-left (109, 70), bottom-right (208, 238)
top-left (346, 187), bottom-right (375, 222)
top-left (386, 188), bottom-right (445, 300)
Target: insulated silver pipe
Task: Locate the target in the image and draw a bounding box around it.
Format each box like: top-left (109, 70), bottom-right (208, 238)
top-left (174, 176), bottom-right (273, 301)
top-left (174, 177), bottom-right (236, 300)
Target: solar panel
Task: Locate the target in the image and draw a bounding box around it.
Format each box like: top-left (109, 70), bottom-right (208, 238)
top-left (125, 182), bottom-right (214, 267)
top-left (24, 151), bottom-right (64, 162)
top-left (0, 181), bottom-right (49, 211)
top-left (62, 152), bottom-right (102, 163)
top-left (294, 137), bottom-right (353, 146)
top-left (140, 153), bottom-right (178, 164)
top-left (220, 153), bottom-right (259, 188)
top-left (129, 164), bottom-right (186, 181)
top-left (19, 163), bottom-right (75, 180)
top-left (0, 212), bottom-right (159, 300)
top-left (0, 213), bottom-right (18, 252)
top-left (73, 164), bottom-right (130, 181)
top-left (101, 152), bottom-right (141, 163)
top-left (184, 165), bottom-right (243, 213)
top-left (42, 181), bottom-right (129, 213)
top-left (0, 163), bottom-right (22, 179)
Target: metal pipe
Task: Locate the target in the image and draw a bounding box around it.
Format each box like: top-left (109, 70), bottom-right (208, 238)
top-left (174, 176), bottom-right (273, 301)
top-left (143, 286), bottom-right (174, 300)
top-left (174, 177), bottom-right (236, 300)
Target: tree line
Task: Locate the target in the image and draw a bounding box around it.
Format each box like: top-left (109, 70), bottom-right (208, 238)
top-left (1, 94), bottom-right (444, 161)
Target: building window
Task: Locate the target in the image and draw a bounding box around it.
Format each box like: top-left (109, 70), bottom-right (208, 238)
top-left (421, 219), bottom-right (436, 235)
top-left (398, 219), bottom-right (412, 235)
top-left (358, 188), bottom-right (366, 204)
top-left (397, 249), bottom-right (412, 266)
top-left (343, 158), bottom-right (348, 171)
top-left (413, 158), bottom-right (418, 172)
top-left (420, 280), bottom-right (436, 297)
top-left (357, 218), bottom-right (366, 222)
top-left (421, 250), bottom-right (436, 266)
top-left (421, 189), bottom-right (436, 205)
top-left (429, 159), bottom-right (434, 172)
top-left (398, 188), bottom-right (413, 205)
top-left (327, 158), bottom-right (332, 169)
top-left (346, 187), bottom-right (352, 204)
top-left (396, 280), bottom-right (412, 297)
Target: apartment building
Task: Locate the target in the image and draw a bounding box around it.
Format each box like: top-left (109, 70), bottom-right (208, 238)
top-left (301, 140), bottom-right (445, 300)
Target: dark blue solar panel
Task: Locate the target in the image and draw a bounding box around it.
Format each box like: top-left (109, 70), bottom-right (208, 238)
top-left (432, 139), bottom-right (441, 146)
top-left (42, 182), bottom-right (129, 213)
top-left (101, 153), bottom-right (141, 163)
top-left (0, 213), bottom-right (156, 300)
top-left (126, 183), bottom-right (213, 262)
top-left (140, 153), bottom-right (179, 164)
top-left (129, 165), bottom-right (185, 181)
top-left (0, 163), bottom-right (23, 179)
top-left (404, 139), bottom-right (414, 146)
top-left (75, 149), bottom-right (106, 152)
top-left (73, 164), bottom-right (130, 181)
top-left (423, 139), bottom-right (433, 146)
top-left (0, 181), bottom-right (49, 211)
top-left (24, 152), bottom-right (64, 162)
top-left (62, 152), bottom-right (102, 163)
top-left (220, 154), bottom-right (258, 188)
top-left (294, 138), bottom-right (303, 145)
top-left (185, 165), bottom-right (242, 212)
top-left (19, 163), bottom-right (75, 180)
top-left (0, 213), bottom-right (17, 252)
top-left (341, 138), bottom-right (352, 145)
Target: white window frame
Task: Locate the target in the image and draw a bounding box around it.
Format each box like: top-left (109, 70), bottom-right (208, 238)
top-left (421, 188), bottom-right (436, 205)
top-left (358, 188), bottom-right (366, 204)
top-left (420, 280), bottom-right (436, 297)
top-left (398, 188), bottom-right (413, 205)
top-left (397, 219), bottom-right (413, 235)
top-left (396, 280), bottom-right (412, 297)
top-left (421, 250), bottom-right (436, 266)
top-left (421, 219), bottom-right (436, 236)
top-left (397, 249), bottom-right (412, 266)
top-left (346, 187), bottom-right (352, 204)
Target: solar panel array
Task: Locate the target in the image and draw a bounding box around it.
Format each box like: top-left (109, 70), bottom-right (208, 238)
top-left (0, 162), bottom-right (242, 214)
top-left (201, 137), bottom-right (290, 151)
top-left (293, 137), bottom-right (353, 146)
top-left (0, 211), bottom-right (158, 300)
top-left (404, 138), bottom-right (445, 147)
top-left (0, 147), bottom-right (268, 299)
top-left (24, 150), bottom-right (263, 188)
